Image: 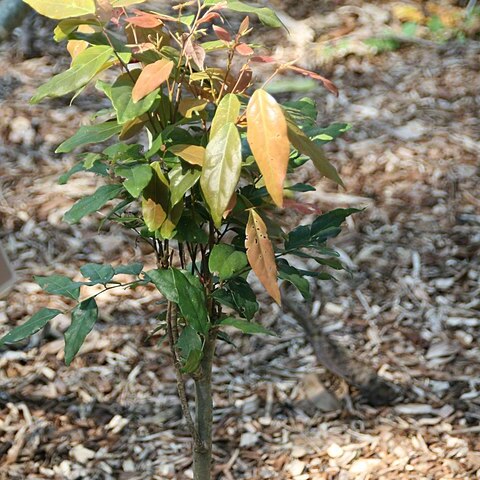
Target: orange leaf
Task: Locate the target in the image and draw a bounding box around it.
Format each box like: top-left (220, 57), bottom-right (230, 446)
top-left (245, 210), bottom-right (281, 305)
top-left (287, 65), bottom-right (339, 97)
top-left (251, 55), bottom-right (276, 63)
top-left (67, 24), bottom-right (96, 60)
top-left (132, 59), bottom-right (174, 103)
top-left (213, 25), bottom-right (231, 42)
top-left (239, 16), bottom-right (249, 35)
top-left (223, 192), bottom-right (237, 219)
top-left (197, 11), bottom-right (222, 26)
top-left (125, 13), bottom-right (162, 28)
top-left (235, 43), bottom-right (254, 56)
top-left (283, 199), bottom-right (322, 215)
top-left (169, 144), bottom-right (205, 166)
top-left (246, 89), bottom-right (290, 207)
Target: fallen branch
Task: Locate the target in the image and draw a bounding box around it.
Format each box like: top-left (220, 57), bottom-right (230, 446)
top-left (282, 285), bottom-right (402, 406)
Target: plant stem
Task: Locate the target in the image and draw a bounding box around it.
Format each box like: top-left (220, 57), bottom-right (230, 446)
top-left (193, 332), bottom-right (216, 480)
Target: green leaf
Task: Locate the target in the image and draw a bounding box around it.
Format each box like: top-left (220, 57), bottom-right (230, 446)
top-left (177, 326), bottom-right (203, 372)
top-left (182, 349), bottom-right (203, 373)
top-left (210, 93), bottom-right (241, 140)
top-left (106, 71), bottom-right (159, 124)
top-left (83, 153), bottom-right (102, 170)
top-left (35, 275), bottom-right (82, 300)
top-left (142, 162), bottom-right (170, 232)
top-left (217, 330), bottom-right (236, 347)
top-left (58, 160), bottom-right (109, 185)
top-left (0, 308), bottom-right (62, 347)
top-left (201, 122), bottom-right (242, 227)
top-left (277, 260), bottom-right (311, 301)
top-left (146, 268), bottom-right (209, 334)
top-left (168, 165), bottom-right (201, 207)
top-left (314, 256), bottom-right (344, 270)
top-left (64, 184), bottom-right (124, 224)
top-left (220, 317), bottom-right (275, 336)
top-left (286, 113), bottom-right (343, 187)
top-left (212, 278), bottom-right (258, 321)
top-left (285, 225), bottom-right (311, 250)
top-left (31, 45), bottom-right (113, 103)
top-left (172, 269), bottom-right (209, 334)
top-left (116, 163), bottom-right (153, 198)
top-left (177, 325), bottom-right (202, 355)
top-left (209, 244), bottom-right (248, 280)
top-left (114, 263), bottom-right (143, 275)
top-left (64, 298), bottom-right (98, 366)
top-left (145, 269), bottom-right (178, 303)
top-left (306, 123), bottom-right (351, 145)
top-left (174, 213), bottom-right (209, 244)
top-left (80, 263), bottom-right (115, 284)
top-left (56, 122), bottom-right (122, 154)
top-left (225, 0), bottom-right (283, 27)
top-left (285, 183), bottom-right (316, 192)
top-left (24, 0), bottom-right (96, 20)
top-left (54, 18), bottom-right (99, 41)
top-left (284, 98), bottom-right (318, 126)
top-left (311, 208), bottom-right (360, 237)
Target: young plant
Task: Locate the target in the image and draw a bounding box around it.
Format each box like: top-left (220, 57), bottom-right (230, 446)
top-left (2, 1), bottom-right (356, 478)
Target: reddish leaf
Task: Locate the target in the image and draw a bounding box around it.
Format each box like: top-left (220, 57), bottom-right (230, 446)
top-left (239, 16), bottom-right (250, 35)
top-left (246, 89), bottom-right (290, 207)
top-left (197, 11), bottom-right (222, 26)
top-left (245, 210), bottom-right (281, 305)
top-left (232, 66), bottom-right (252, 93)
top-left (184, 37), bottom-right (206, 70)
top-left (223, 192), bottom-right (237, 219)
top-left (287, 65), bottom-right (339, 96)
top-left (126, 13), bottom-right (162, 28)
top-left (235, 43), bottom-right (254, 56)
top-left (213, 25), bottom-right (232, 42)
top-left (250, 55), bottom-right (276, 63)
top-left (283, 199), bottom-right (322, 215)
top-left (131, 8), bottom-right (175, 22)
top-left (132, 59), bottom-right (174, 103)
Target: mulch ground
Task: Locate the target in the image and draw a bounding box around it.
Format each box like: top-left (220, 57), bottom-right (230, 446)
top-left (0, 2), bottom-right (479, 479)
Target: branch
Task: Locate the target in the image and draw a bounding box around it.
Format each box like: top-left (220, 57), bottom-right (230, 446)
top-left (166, 301), bottom-right (200, 444)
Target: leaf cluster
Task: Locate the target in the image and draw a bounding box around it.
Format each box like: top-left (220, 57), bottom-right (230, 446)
top-left (2, 0), bottom-right (357, 371)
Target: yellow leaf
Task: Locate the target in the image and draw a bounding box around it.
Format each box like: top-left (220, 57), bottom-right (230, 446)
top-left (169, 145), bottom-right (205, 166)
top-left (119, 116), bottom-right (146, 140)
top-left (246, 89), bottom-right (290, 207)
top-left (132, 59), bottom-right (174, 103)
top-left (210, 93), bottom-right (240, 139)
top-left (178, 98), bottom-right (208, 118)
top-left (24, 0), bottom-right (96, 19)
top-left (67, 24), bottom-right (97, 61)
top-left (160, 202), bottom-right (183, 239)
top-left (200, 123), bottom-right (242, 227)
top-left (142, 163), bottom-right (169, 231)
top-left (245, 210), bottom-right (281, 305)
